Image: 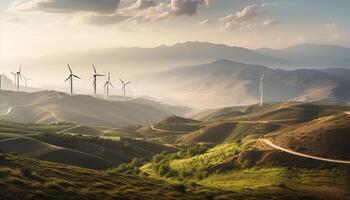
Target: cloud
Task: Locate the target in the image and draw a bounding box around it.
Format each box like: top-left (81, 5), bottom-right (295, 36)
top-left (78, 13), bottom-right (130, 26)
top-left (170, 0), bottom-right (209, 16)
top-left (218, 3), bottom-right (281, 31)
top-left (198, 19), bottom-right (210, 25)
top-left (127, 0), bottom-right (158, 10)
top-left (12, 0), bottom-right (120, 14)
top-left (10, 0), bottom-right (209, 26)
top-left (130, 0), bottom-right (209, 22)
top-left (262, 19), bottom-right (281, 27)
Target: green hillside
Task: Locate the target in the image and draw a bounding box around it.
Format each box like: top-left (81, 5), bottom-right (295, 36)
top-left (0, 121), bottom-right (173, 170)
top-left (0, 153), bottom-right (329, 200)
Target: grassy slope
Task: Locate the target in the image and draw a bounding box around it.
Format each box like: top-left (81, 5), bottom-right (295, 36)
top-left (179, 102), bottom-right (350, 145)
top-left (269, 114), bottom-right (350, 160)
top-left (0, 121), bottom-right (173, 170)
top-left (0, 153), bottom-right (206, 200)
top-left (140, 140), bottom-right (350, 200)
top-left (0, 153), bottom-right (327, 200)
top-left (194, 102), bottom-right (350, 123)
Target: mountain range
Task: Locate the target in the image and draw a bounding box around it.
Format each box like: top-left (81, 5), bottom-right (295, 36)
top-left (135, 59), bottom-right (350, 109)
top-left (256, 43), bottom-right (350, 68)
top-left (3, 42), bottom-right (350, 85)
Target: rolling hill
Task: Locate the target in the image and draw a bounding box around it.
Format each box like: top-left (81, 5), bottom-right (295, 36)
top-left (135, 59), bottom-right (350, 109)
top-left (0, 119), bottom-right (174, 169)
top-left (0, 153), bottom-right (222, 200)
top-left (268, 114), bottom-right (350, 160)
top-left (174, 102), bottom-right (350, 145)
top-left (0, 90), bottom-right (187, 127)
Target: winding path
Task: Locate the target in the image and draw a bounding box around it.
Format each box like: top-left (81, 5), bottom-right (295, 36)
top-left (259, 139), bottom-right (350, 164)
top-left (0, 107), bottom-right (13, 116)
top-left (150, 125), bottom-right (190, 134)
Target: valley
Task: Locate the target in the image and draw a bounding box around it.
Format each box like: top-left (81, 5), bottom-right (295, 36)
top-left (1, 97), bottom-right (349, 199)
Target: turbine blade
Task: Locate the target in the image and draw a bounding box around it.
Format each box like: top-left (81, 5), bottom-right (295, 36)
top-left (93, 64), bottom-right (97, 74)
top-left (126, 82), bottom-right (131, 85)
top-left (65, 76), bottom-right (71, 82)
top-left (109, 82), bottom-right (113, 87)
top-left (119, 78), bottom-right (125, 85)
top-left (68, 64), bottom-right (72, 73)
top-left (73, 75), bottom-right (81, 79)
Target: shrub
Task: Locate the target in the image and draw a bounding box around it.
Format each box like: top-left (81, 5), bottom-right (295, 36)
top-left (171, 183), bottom-right (186, 193)
top-left (20, 167), bottom-right (33, 177)
top-left (276, 182), bottom-right (287, 188)
top-left (241, 159), bottom-right (255, 169)
top-left (158, 165), bottom-right (171, 176)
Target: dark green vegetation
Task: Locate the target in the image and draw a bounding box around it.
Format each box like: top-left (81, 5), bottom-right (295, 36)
top-left (153, 116), bottom-right (203, 132)
top-left (0, 153), bottom-right (327, 200)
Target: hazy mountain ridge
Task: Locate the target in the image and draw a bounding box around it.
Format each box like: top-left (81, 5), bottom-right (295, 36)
top-left (0, 42), bottom-right (301, 84)
top-left (256, 43), bottom-right (350, 68)
top-left (135, 59), bottom-right (350, 109)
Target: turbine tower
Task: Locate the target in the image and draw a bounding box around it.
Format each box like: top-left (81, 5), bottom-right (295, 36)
top-left (120, 78), bottom-right (131, 100)
top-left (11, 66), bottom-right (22, 92)
top-left (259, 69), bottom-right (265, 106)
top-left (65, 65), bottom-right (81, 95)
top-left (104, 72), bottom-right (113, 99)
top-left (92, 64), bottom-right (105, 97)
top-left (0, 73), bottom-right (5, 91)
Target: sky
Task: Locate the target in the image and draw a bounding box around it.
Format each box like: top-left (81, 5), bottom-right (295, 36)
top-left (1, 0), bottom-right (350, 60)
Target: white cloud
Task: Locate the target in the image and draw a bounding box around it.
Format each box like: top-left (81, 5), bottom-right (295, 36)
top-left (262, 19), bottom-right (281, 27)
top-left (9, 0), bottom-right (210, 26)
top-left (127, 0), bottom-right (158, 10)
top-left (77, 13), bottom-right (130, 26)
top-left (198, 19), bottom-right (210, 25)
top-left (218, 3), bottom-right (281, 31)
top-left (131, 0), bottom-right (210, 22)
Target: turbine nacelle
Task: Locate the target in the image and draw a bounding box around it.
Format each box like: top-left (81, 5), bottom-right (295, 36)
top-left (65, 64), bottom-right (80, 95)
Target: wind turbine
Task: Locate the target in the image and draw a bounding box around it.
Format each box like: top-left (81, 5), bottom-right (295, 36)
top-left (92, 64), bottom-right (105, 97)
top-left (22, 74), bottom-right (30, 90)
top-left (120, 78), bottom-right (131, 100)
top-left (0, 73), bottom-right (5, 90)
top-left (104, 72), bottom-right (113, 99)
top-left (11, 66), bottom-right (22, 92)
top-left (259, 68), bottom-right (265, 106)
top-left (65, 65), bottom-right (81, 95)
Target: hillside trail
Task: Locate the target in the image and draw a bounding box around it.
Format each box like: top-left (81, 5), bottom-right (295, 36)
top-left (150, 124), bottom-right (190, 134)
top-left (259, 139), bottom-right (350, 164)
top-left (0, 107), bottom-right (13, 116)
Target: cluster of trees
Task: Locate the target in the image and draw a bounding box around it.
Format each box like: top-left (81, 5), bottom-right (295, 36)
top-left (150, 145), bottom-right (209, 180)
top-left (110, 158), bottom-right (143, 175)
